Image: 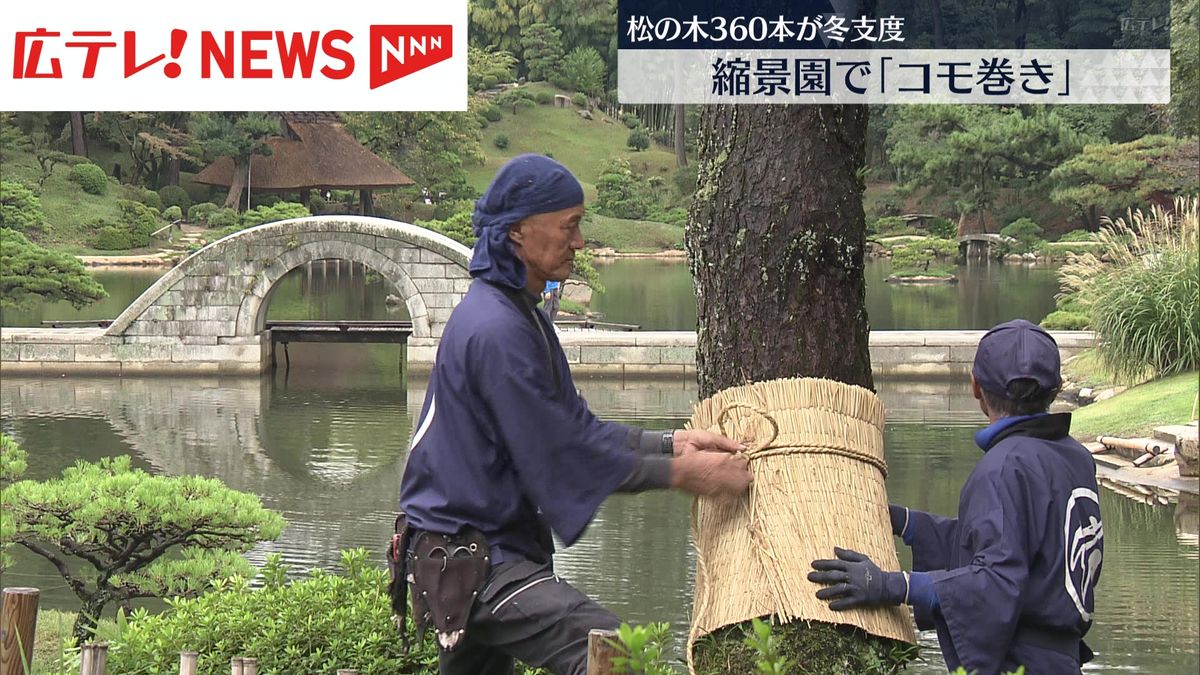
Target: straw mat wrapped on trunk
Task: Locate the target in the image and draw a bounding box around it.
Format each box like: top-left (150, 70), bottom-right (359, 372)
top-left (687, 377), bottom-right (916, 663)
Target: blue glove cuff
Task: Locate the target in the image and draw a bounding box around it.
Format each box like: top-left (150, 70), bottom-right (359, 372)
top-left (906, 571), bottom-right (939, 613)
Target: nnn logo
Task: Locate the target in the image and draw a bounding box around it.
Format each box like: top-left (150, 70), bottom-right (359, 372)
top-left (370, 25), bottom-right (452, 89)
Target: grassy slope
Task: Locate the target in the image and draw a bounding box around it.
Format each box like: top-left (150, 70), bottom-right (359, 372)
top-left (467, 82), bottom-right (679, 202)
top-left (1071, 371), bottom-right (1198, 438)
top-left (582, 212), bottom-right (684, 252)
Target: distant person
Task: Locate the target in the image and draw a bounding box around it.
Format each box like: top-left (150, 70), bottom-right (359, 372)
top-left (809, 319), bottom-right (1103, 675)
top-left (392, 154), bottom-right (752, 675)
top-left (542, 280), bottom-right (561, 322)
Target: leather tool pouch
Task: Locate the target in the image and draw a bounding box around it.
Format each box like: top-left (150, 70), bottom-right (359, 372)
top-left (408, 528), bottom-right (491, 651)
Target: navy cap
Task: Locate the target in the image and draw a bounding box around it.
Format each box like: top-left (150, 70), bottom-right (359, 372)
top-left (972, 319), bottom-right (1062, 398)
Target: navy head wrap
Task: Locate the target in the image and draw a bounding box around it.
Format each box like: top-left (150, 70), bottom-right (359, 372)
top-left (469, 154), bottom-right (585, 289)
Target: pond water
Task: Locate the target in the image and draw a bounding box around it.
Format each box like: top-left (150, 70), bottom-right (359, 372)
top-left (4, 258), bottom-right (1194, 673)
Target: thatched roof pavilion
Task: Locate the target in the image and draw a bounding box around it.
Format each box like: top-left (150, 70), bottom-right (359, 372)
top-left (194, 112), bottom-right (414, 214)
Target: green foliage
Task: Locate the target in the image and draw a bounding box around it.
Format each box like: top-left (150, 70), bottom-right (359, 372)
top-left (0, 434), bottom-right (27, 483)
top-left (343, 109), bottom-right (483, 200)
top-left (162, 205), bottom-right (183, 221)
top-left (622, 113), bottom-right (642, 129)
top-left (1058, 198), bottom-right (1199, 381)
top-left (627, 127), bottom-right (651, 152)
top-left (1049, 135), bottom-right (1200, 227)
top-left (418, 209), bottom-right (475, 246)
top-left (468, 46), bottom-right (517, 92)
top-left (744, 618), bottom-right (791, 675)
top-left (494, 133), bottom-right (511, 149)
top-left (0, 180), bottom-right (45, 231)
top-left (158, 185), bottom-right (192, 213)
top-left (927, 216), bottom-right (957, 239)
top-left (241, 202), bottom-right (310, 228)
top-left (1170, 0), bottom-right (1199, 135)
top-left (0, 229), bottom-right (106, 308)
top-left (555, 47), bottom-right (606, 96)
top-left (2, 455), bottom-right (284, 642)
top-left (68, 163), bottom-right (109, 195)
top-left (90, 199), bottom-right (164, 250)
top-left (91, 225), bottom-right (145, 251)
top-left (595, 158), bottom-right (654, 219)
top-left (522, 23), bottom-right (565, 82)
top-left (1000, 218), bottom-right (1045, 253)
top-left (188, 113), bottom-right (275, 165)
top-left (534, 91), bottom-right (554, 105)
top-left (120, 183), bottom-right (163, 212)
top-left (187, 202), bottom-right (219, 224)
top-left (484, 106), bottom-right (504, 122)
top-left (610, 622), bottom-right (674, 675)
top-left (1041, 310), bottom-right (1091, 330)
top-left (498, 89), bottom-right (538, 115)
top-left (693, 620), bottom-right (918, 674)
top-left (873, 216), bottom-right (909, 237)
top-left (572, 92), bottom-right (588, 107)
top-left (1059, 229), bottom-right (1097, 242)
top-left (104, 550), bottom-right (437, 675)
top-left (208, 207), bottom-right (238, 228)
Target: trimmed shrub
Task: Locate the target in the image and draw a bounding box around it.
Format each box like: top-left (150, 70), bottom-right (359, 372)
top-left (307, 194), bottom-right (328, 214)
top-left (572, 92), bottom-right (587, 107)
top-left (651, 128), bottom-right (673, 147)
top-left (158, 185), bottom-right (192, 213)
top-left (621, 112), bottom-right (641, 129)
top-left (187, 202), bottom-right (219, 224)
top-left (91, 225), bottom-right (142, 250)
top-left (627, 128), bottom-right (650, 152)
top-left (0, 180), bottom-right (44, 231)
top-left (595, 158), bottom-right (653, 220)
top-left (103, 550), bottom-right (436, 675)
top-left (1000, 217), bottom-right (1044, 254)
top-left (482, 74), bottom-right (499, 89)
top-left (1041, 310), bottom-right (1091, 330)
top-left (484, 105), bottom-right (503, 122)
top-left (208, 207), bottom-right (238, 228)
top-left (493, 134), bottom-right (510, 150)
top-left (1059, 229), bottom-right (1096, 242)
top-left (162, 205), bottom-right (183, 221)
top-left (872, 216), bottom-right (909, 237)
top-left (927, 216), bottom-right (957, 239)
top-left (120, 184), bottom-right (163, 212)
top-left (534, 91), bottom-right (554, 105)
top-left (68, 163), bottom-right (109, 195)
top-left (241, 202), bottom-right (310, 228)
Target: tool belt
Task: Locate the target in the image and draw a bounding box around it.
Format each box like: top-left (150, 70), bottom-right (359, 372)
top-left (386, 514), bottom-right (491, 652)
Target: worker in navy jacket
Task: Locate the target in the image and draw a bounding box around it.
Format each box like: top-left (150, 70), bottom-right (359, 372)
top-left (809, 320), bottom-right (1103, 674)
top-left (398, 154), bottom-right (753, 675)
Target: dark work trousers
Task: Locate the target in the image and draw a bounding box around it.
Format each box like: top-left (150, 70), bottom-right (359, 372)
top-left (438, 560), bottom-right (619, 675)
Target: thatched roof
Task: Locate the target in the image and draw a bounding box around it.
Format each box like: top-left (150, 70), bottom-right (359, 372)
top-left (194, 112), bottom-right (414, 190)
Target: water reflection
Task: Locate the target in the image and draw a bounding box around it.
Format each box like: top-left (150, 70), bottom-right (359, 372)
top-left (1, 365), bottom-right (1195, 673)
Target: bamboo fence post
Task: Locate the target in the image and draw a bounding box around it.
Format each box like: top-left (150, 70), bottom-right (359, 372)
top-left (230, 656), bottom-right (244, 675)
top-left (241, 658), bottom-right (257, 675)
top-left (586, 629), bottom-right (620, 675)
top-left (179, 651), bottom-right (198, 675)
top-left (0, 587), bottom-right (39, 675)
top-left (79, 643), bottom-right (107, 675)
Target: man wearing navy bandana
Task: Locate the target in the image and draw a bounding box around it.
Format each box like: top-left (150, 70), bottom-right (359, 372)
top-left (809, 319), bottom-right (1104, 674)
top-left (394, 154), bottom-right (753, 675)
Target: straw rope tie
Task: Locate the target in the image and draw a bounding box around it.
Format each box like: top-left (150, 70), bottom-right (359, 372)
top-left (717, 403), bottom-right (889, 478)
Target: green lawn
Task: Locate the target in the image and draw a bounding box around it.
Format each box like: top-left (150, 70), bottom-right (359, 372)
top-left (582, 212), bottom-right (684, 252)
top-left (467, 82), bottom-right (681, 202)
top-left (1071, 370), bottom-right (1198, 439)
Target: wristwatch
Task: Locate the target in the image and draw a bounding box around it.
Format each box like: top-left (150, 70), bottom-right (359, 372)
top-left (661, 430), bottom-right (676, 455)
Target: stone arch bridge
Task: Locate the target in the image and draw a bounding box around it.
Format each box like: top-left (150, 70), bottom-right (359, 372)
top-left (2, 217), bottom-right (472, 374)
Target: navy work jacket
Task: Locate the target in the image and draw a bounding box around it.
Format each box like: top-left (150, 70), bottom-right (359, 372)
top-left (399, 279), bottom-right (638, 564)
top-left (907, 414), bottom-right (1103, 675)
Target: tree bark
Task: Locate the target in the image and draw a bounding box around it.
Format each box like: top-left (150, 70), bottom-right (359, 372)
top-left (673, 104), bottom-right (688, 168)
top-left (929, 0), bottom-right (945, 48)
top-left (224, 158), bottom-right (247, 210)
top-left (688, 104), bottom-right (873, 399)
top-left (70, 111), bottom-right (88, 157)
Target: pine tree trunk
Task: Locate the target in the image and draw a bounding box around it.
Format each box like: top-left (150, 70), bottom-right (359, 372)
top-left (688, 104), bottom-right (912, 672)
top-left (674, 104), bottom-right (688, 168)
top-left (688, 104), bottom-right (873, 399)
top-left (70, 111), bottom-right (87, 157)
top-left (224, 158), bottom-right (247, 210)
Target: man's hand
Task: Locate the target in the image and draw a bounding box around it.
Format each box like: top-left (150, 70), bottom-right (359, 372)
top-left (670, 451), bottom-right (752, 498)
top-left (808, 547), bottom-right (908, 611)
top-left (672, 429), bottom-right (746, 457)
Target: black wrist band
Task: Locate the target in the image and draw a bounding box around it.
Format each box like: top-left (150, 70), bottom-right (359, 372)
top-left (661, 430), bottom-right (675, 455)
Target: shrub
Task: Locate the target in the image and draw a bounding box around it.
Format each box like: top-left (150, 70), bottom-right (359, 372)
top-left (307, 194), bottom-right (328, 214)
top-left (120, 184), bottom-right (163, 211)
top-left (890, 245), bottom-right (953, 277)
top-left (1000, 217), bottom-right (1045, 253)
top-left (187, 202), bottom-right (219, 224)
top-left (68, 163), bottom-right (109, 195)
top-left (104, 550), bottom-right (435, 675)
top-left (1059, 229), bottom-right (1096, 242)
top-left (91, 225), bottom-right (140, 250)
top-left (493, 134), bottom-right (510, 150)
top-left (1041, 310), bottom-right (1091, 330)
top-left (595, 158), bottom-right (653, 219)
top-left (207, 207), bottom-right (238, 228)
top-left (572, 92), bottom-right (587, 107)
top-left (534, 90), bottom-right (554, 105)
top-left (1057, 197), bottom-right (1199, 381)
top-left (627, 127), bottom-right (651, 152)
top-left (0, 180), bottom-right (44, 230)
top-left (419, 209), bottom-right (475, 246)
top-left (3, 456), bottom-right (283, 641)
top-left (927, 216), bottom-right (957, 239)
top-left (651, 128), bottom-right (673, 147)
top-left (162, 205), bottom-right (183, 221)
top-left (873, 216), bottom-right (909, 236)
top-left (482, 74), bottom-right (499, 89)
top-left (241, 202), bottom-right (310, 228)
top-left (484, 105), bottom-right (503, 122)
top-left (622, 112), bottom-right (641, 129)
top-left (119, 199), bottom-right (162, 232)
top-left (158, 185), bottom-right (192, 213)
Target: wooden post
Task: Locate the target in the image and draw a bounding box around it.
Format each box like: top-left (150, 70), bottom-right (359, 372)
top-left (336, 670), bottom-right (358, 675)
top-left (178, 652), bottom-right (198, 675)
top-left (230, 656), bottom-right (243, 675)
top-left (1, 588), bottom-right (39, 675)
top-left (241, 658), bottom-right (257, 675)
top-left (79, 643), bottom-right (107, 675)
top-left (586, 629), bottom-right (620, 675)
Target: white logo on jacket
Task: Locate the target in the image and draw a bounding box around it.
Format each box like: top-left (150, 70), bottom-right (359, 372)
top-left (1064, 487), bottom-right (1103, 621)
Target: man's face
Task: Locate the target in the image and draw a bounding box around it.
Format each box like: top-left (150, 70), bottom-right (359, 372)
top-left (510, 205), bottom-right (586, 284)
